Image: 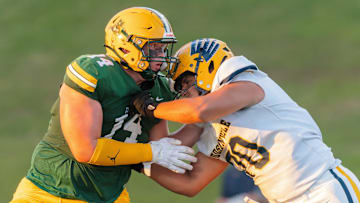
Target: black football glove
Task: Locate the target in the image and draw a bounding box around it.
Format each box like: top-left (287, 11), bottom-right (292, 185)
top-left (132, 91), bottom-right (159, 118)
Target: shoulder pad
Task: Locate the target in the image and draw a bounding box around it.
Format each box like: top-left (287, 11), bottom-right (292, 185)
top-left (65, 55), bottom-right (101, 92)
top-left (212, 56), bottom-right (258, 91)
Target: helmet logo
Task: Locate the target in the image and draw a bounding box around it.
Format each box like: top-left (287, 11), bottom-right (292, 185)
top-left (190, 39), bottom-right (219, 62)
top-left (112, 27), bottom-right (118, 32)
top-left (113, 19), bottom-right (124, 32)
top-left (118, 19), bottom-right (124, 27)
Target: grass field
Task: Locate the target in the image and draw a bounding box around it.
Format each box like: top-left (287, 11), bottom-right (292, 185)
top-left (1, 0), bottom-right (359, 202)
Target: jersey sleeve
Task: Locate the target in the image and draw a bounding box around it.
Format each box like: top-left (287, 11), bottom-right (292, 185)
top-left (63, 56), bottom-right (101, 100)
top-left (196, 123), bottom-right (218, 156)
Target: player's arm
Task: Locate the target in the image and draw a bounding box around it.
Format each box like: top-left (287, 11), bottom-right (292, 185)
top-left (60, 84), bottom-right (196, 171)
top-left (154, 81), bottom-right (264, 124)
top-left (170, 124), bottom-right (203, 147)
top-left (133, 81), bottom-right (264, 124)
top-left (59, 83), bottom-right (102, 162)
top-left (148, 119), bottom-right (170, 141)
top-left (150, 152), bottom-right (229, 197)
top-left (60, 83), bottom-right (153, 164)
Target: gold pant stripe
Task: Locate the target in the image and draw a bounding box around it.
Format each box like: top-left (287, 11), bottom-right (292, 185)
top-left (336, 166), bottom-right (360, 202)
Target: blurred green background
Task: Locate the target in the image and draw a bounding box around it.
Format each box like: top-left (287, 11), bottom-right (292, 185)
top-left (1, 0), bottom-right (359, 202)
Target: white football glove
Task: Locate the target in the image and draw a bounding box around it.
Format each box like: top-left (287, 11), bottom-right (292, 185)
top-left (149, 137), bottom-right (197, 174)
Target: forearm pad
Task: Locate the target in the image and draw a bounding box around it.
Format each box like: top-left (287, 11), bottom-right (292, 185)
top-left (88, 138), bottom-right (152, 166)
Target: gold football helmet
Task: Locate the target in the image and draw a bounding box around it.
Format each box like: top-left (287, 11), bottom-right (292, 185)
top-left (167, 38), bottom-right (233, 94)
top-left (105, 7), bottom-right (177, 80)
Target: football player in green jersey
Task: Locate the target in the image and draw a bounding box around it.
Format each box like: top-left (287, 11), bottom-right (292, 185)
top-left (10, 7), bottom-right (198, 203)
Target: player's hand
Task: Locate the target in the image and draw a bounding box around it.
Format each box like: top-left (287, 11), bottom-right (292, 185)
top-left (132, 91), bottom-right (158, 118)
top-left (150, 137), bottom-right (197, 174)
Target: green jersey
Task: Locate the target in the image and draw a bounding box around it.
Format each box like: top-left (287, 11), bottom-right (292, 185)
top-left (26, 54), bottom-right (175, 202)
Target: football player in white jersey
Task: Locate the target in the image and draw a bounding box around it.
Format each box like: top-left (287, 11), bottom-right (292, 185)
top-left (133, 38), bottom-right (360, 203)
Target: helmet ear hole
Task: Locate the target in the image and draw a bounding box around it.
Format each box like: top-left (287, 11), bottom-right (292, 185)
top-left (208, 61), bottom-right (215, 73)
top-left (223, 46), bottom-right (230, 52)
top-left (119, 48), bottom-right (130, 54)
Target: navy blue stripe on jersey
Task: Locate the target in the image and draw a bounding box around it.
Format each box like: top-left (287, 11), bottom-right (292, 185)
top-left (220, 65), bottom-right (258, 85)
top-left (330, 169), bottom-right (353, 203)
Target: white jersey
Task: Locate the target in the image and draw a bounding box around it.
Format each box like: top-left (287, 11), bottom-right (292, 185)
top-left (196, 56), bottom-right (339, 202)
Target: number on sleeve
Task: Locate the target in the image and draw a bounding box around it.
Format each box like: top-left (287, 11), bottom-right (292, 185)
top-left (87, 55), bottom-right (114, 67)
top-left (97, 58), bottom-right (114, 67)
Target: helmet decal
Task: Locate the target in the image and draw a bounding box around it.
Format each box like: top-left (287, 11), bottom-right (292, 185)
top-left (190, 39), bottom-right (220, 62)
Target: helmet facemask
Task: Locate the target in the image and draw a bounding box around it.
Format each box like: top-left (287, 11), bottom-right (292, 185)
top-left (139, 39), bottom-right (178, 81)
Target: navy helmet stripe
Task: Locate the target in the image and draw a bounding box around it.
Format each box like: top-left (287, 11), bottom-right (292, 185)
top-left (191, 40), bottom-right (198, 55)
top-left (204, 42), bottom-right (218, 62)
top-left (202, 39), bottom-right (210, 52)
top-left (330, 169), bottom-right (354, 203)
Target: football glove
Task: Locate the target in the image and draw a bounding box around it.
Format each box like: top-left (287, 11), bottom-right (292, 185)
top-left (132, 91), bottom-right (158, 118)
top-left (150, 137), bottom-right (197, 174)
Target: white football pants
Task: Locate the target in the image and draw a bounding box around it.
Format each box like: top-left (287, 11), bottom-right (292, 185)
top-left (284, 165), bottom-right (360, 203)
